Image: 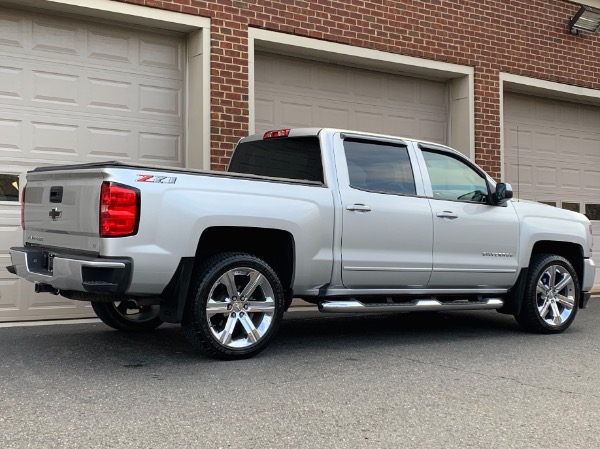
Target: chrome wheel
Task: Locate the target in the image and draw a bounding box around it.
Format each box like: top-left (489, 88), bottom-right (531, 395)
top-left (183, 252), bottom-right (285, 359)
top-left (205, 267), bottom-right (276, 349)
top-left (535, 265), bottom-right (576, 327)
top-left (515, 253), bottom-right (579, 334)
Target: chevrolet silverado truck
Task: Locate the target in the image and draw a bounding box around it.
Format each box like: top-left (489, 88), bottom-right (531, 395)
top-left (8, 128), bottom-right (596, 359)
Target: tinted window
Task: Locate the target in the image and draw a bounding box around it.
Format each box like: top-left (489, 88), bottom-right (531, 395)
top-left (343, 140), bottom-right (416, 195)
top-left (422, 150), bottom-right (489, 203)
top-left (228, 137), bottom-right (323, 183)
top-left (561, 202), bottom-right (580, 213)
top-left (585, 204), bottom-right (600, 221)
top-left (0, 174), bottom-right (19, 202)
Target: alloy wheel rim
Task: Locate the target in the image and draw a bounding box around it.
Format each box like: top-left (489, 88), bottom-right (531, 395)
top-left (205, 267), bottom-right (276, 349)
top-left (535, 264), bottom-right (576, 327)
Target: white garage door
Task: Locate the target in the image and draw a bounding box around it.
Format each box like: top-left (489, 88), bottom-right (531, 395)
top-left (504, 92), bottom-right (600, 290)
top-left (254, 52), bottom-right (448, 144)
top-left (0, 7), bottom-right (185, 321)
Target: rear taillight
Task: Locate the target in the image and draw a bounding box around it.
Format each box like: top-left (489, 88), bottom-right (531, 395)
top-left (100, 182), bottom-right (140, 237)
top-left (20, 185), bottom-right (26, 229)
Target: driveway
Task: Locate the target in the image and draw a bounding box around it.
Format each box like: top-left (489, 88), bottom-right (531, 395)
top-left (1, 299), bottom-right (599, 449)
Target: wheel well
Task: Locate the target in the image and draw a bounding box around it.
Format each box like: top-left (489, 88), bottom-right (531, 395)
top-left (530, 241), bottom-right (583, 284)
top-left (195, 226), bottom-right (295, 291)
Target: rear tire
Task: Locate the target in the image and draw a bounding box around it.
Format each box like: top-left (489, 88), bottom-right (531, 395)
top-left (515, 253), bottom-right (579, 334)
top-left (182, 252), bottom-right (285, 360)
top-left (91, 301), bottom-right (163, 332)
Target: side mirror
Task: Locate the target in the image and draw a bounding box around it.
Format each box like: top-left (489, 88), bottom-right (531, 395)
top-left (494, 182), bottom-right (513, 206)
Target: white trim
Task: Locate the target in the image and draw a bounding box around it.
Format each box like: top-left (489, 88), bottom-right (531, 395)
top-left (248, 28), bottom-right (475, 157)
top-left (499, 72), bottom-right (600, 179)
top-left (1, 0), bottom-right (210, 30)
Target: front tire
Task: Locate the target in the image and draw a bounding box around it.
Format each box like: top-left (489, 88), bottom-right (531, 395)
top-left (515, 254), bottom-right (579, 334)
top-left (91, 301), bottom-right (163, 332)
top-left (182, 252), bottom-right (285, 360)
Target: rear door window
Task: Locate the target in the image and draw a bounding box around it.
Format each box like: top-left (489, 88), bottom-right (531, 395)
top-left (343, 140), bottom-right (416, 195)
top-left (228, 137), bottom-right (323, 183)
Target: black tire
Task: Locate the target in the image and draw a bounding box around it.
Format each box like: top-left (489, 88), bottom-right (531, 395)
top-left (91, 301), bottom-right (163, 332)
top-left (515, 253), bottom-right (579, 334)
top-left (182, 252), bottom-right (285, 360)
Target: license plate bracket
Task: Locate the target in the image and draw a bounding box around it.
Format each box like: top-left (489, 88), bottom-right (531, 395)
top-left (42, 251), bottom-right (55, 273)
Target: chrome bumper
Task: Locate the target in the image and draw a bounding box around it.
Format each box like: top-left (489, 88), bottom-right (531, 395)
top-left (8, 247), bottom-right (131, 293)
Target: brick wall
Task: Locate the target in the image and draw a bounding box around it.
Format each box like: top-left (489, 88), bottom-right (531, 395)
top-left (115, 0), bottom-right (600, 178)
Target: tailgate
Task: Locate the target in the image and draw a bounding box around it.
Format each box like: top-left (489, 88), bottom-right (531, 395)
top-left (23, 169), bottom-right (103, 253)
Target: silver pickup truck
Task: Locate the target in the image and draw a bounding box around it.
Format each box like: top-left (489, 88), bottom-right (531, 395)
top-left (8, 128), bottom-right (596, 359)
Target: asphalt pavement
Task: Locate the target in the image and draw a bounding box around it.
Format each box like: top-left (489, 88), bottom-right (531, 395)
top-left (1, 299), bottom-right (599, 449)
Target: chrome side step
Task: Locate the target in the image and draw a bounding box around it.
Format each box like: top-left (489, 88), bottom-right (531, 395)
top-left (318, 298), bottom-right (504, 313)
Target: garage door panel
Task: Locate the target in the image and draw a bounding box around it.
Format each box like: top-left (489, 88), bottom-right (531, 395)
top-left (355, 72), bottom-right (384, 98)
top-left (354, 111), bottom-right (384, 134)
top-left (0, 65), bottom-right (23, 99)
top-left (255, 52), bottom-right (448, 141)
top-left (88, 77), bottom-right (134, 112)
top-left (534, 131), bottom-right (558, 154)
top-left (281, 101), bottom-right (313, 128)
top-left (0, 118), bottom-right (21, 151)
top-left (583, 171), bottom-right (600, 190)
top-left (559, 135), bottom-right (580, 157)
top-left (317, 105), bottom-right (350, 129)
top-left (0, 12), bottom-right (24, 47)
top-left (558, 168), bottom-right (580, 189)
top-left (0, 54), bottom-right (183, 123)
top-left (32, 18), bottom-right (83, 57)
top-left (582, 138), bottom-right (600, 160)
top-left (505, 92), bottom-right (600, 289)
top-left (1, 9), bottom-right (184, 77)
top-left (388, 77), bottom-right (417, 102)
top-left (420, 81), bottom-right (447, 107)
top-left (318, 66), bottom-right (350, 94)
top-left (420, 118), bottom-right (448, 144)
top-left (87, 28), bottom-right (133, 63)
top-left (0, 6), bottom-right (186, 321)
top-left (582, 106), bottom-right (600, 126)
top-left (138, 131), bottom-right (182, 164)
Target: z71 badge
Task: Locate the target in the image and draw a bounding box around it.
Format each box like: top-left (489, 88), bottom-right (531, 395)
top-left (136, 174), bottom-right (177, 184)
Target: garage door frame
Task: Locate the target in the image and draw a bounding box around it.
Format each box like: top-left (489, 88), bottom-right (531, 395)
top-left (1, 0), bottom-right (212, 170)
top-left (248, 28), bottom-right (475, 158)
top-left (500, 72), bottom-right (600, 180)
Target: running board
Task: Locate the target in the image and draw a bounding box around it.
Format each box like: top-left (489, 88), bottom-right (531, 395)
top-left (318, 298), bottom-right (504, 313)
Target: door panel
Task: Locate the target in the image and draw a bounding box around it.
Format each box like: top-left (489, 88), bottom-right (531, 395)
top-left (428, 199), bottom-right (520, 287)
top-left (418, 148), bottom-right (520, 288)
top-left (336, 138), bottom-right (433, 289)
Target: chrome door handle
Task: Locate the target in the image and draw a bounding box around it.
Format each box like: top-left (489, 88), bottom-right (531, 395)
top-left (346, 204), bottom-right (372, 212)
top-left (436, 211), bottom-right (458, 219)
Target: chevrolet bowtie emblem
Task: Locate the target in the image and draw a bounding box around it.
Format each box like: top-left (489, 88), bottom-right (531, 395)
top-left (49, 208), bottom-right (62, 221)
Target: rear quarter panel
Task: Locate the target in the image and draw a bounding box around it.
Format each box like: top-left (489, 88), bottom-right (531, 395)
top-left (101, 168), bottom-right (335, 295)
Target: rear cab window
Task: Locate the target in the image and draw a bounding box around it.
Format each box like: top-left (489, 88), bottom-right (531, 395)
top-left (228, 136), bottom-right (324, 183)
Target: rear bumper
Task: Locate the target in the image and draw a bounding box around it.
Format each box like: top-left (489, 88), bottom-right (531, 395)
top-left (8, 246), bottom-right (131, 293)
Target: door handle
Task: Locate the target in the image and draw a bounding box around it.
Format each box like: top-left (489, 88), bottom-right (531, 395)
top-left (346, 204), bottom-right (372, 212)
top-left (436, 211), bottom-right (458, 219)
